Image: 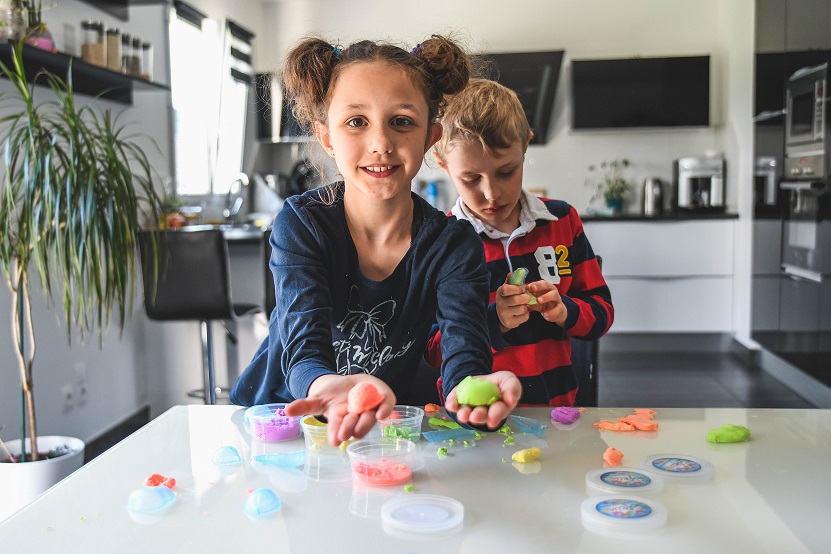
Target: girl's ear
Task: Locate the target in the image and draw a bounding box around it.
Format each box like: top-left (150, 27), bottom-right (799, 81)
top-left (425, 122), bottom-right (443, 152)
top-left (315, 121), bottom-right (333, 155)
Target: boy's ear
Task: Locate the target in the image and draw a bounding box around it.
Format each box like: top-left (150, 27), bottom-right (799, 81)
top-left (523, 132), bottom-right (533, 153)
top-left (432, 150), bottom-right (449, 173)
top-left (315, 121), bottom-right (333, 155)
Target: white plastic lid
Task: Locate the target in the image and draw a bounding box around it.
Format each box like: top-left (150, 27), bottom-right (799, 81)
top-left (640, 453), bottom-right (714, 482)
top-left (381, 494), bottom-right (464, 539)
top-left (585, 467), bottom-right (664, 497)
top-left (581, 495), bottom-right (667, 537)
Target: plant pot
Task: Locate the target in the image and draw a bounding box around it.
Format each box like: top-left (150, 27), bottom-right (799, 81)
top-left (0, 435), bottom-right (85, 521)
top-left (606, 197), bottom-right (624, 214)
top-left (24, 23), bottom-right (56, 51)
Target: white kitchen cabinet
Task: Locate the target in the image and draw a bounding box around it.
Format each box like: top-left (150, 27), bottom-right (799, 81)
top-left (584, 219), bottom-right (736, 332)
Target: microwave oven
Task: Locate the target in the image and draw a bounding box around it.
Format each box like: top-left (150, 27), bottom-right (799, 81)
top-left (785, 64), bottom-right (827, 178)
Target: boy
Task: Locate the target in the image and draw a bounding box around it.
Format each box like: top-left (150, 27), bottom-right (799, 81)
top-left (429, 78), bottom-right (613, 406)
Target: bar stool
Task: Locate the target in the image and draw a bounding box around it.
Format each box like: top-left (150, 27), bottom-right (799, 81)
top-left (139, 229), bottom-right (262, 404)
top-left (263, 229), bottom-right (276, 316)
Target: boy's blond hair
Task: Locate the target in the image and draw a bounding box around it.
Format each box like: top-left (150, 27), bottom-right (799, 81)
top-left (434, 78), bottom-right (533, 158)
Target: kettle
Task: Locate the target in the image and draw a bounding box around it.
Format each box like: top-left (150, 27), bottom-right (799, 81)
top-left (642, 178), bottom-right (664, 216)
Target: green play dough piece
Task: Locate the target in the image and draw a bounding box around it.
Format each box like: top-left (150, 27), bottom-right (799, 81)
top-left (508, 267), bottom-right (537, 305)
top-left (428, 417), bottom-right (461, 429)
top-left (706, 423), bottom-right (751, 443)
top-left (456, 376), bottom-right (502, 406)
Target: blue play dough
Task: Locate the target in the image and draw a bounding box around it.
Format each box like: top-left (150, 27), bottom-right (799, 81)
top-left (253, 450), bottom-right (306, 468)
top-left (212, 446), bottom-right (242, 466)
top-left (244, 488), bottom-right (282, 517)
top-left (127, 486), bottom-right (176, 514)
top-left (510, 415), bottom-right (549, 438)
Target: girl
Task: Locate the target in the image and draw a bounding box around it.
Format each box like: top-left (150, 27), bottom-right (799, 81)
top-left (230, 36), bottom-right (521, 445)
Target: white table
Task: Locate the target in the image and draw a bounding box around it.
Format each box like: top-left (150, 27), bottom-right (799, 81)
top-left (1, 405), bottom-right (829, 553)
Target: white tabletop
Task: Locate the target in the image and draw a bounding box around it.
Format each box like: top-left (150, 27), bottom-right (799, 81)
top-left (1, 405), bottom-right (829, 553)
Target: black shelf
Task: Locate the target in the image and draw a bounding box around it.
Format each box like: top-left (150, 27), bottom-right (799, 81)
top-left (78, 0), bottom-right (166, 21)
top-left (0, 41), bottom-right (168, 105)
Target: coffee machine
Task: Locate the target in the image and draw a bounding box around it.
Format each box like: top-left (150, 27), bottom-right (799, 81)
top-left (672, 157), bottom-right (726, 213)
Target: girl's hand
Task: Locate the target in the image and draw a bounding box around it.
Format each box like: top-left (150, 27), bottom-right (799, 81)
top-left (445, 371), bottom-right (522, 429)
top-left (495, 275), bottom-right (533, 333)
top-left (284, 374), bottom-right (396, 446)
top-left (526, 280), bottom-right (568, 327)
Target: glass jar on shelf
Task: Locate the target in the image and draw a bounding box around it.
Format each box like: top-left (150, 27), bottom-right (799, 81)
top-left (80, 20), bottom-right (106, 67)
top-left (106, 28), bottom-right (121, 72)
top-left (120, 32), bottom-right (132, 75)
top-left (140, 41), bottom-right (153, 81)
top-left (130, 36), bottom-right (142, 77)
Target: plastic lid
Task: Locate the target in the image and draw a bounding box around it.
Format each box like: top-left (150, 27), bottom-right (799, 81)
top-left (381, 494), bottom-right (463, 539)
top-left (585, 467), bottom-right (664, 497)
top-left (581, 495), bottom-right (667, 537)
top-left (640, 453), bottom-right (714, 482)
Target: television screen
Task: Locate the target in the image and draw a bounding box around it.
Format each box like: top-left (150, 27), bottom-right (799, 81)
top-left (255, 73), bottom-right (313, 143)
top-left (477, 51), bottom-right (564, 145)
top-left (571, 55), bottom-right (710, 129)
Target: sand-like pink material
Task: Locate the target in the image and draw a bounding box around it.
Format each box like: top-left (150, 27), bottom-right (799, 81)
top-left (352, 460), bottom-right (412, 485)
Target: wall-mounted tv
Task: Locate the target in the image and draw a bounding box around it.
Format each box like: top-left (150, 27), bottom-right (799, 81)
top-left (476, 51), bottom-right (564, 145)
top-left (571, 55), bottom-right (710, 130)
top-left (255, 73), bottom-right (314, 143)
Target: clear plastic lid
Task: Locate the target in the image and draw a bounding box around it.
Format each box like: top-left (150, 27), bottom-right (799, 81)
top-left (640, 453), bottom-right (714, 482)
top-left (381, 494), bottom-right (464, 539)
top-left (585, 467), bottom-right (664, 497)
top-left (581, 494), bottom-right (667, 537)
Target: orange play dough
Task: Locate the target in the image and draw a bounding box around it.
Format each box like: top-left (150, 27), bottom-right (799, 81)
top-left (424, 403), bottom-right (441, 413)
top-left (603, 447), bottom-right (624, 466)
top-left (347, 382), bottom-right (384, 414)
top-left (352, 460), bottom-right (412, 485)
top-left (594, 420), bottom-right (636, 431)
top-left (144, 473), bottom-right (176, 489)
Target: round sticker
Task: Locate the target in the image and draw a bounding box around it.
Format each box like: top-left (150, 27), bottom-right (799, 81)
top-left (595, 499), bottom-right (652, 519)
top-left (651, 457), bottom-right (702, 473)
top-left (600, 470), bottom-right (652, 488)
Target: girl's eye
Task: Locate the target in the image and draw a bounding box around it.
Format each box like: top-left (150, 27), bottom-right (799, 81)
top-left (391, 116), bottom-right (413, 127)
top-left (346, 117), bottom-right (366, 127)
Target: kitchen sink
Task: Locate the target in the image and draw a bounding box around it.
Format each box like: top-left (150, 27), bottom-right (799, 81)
top-left (180, 223), bottom-right (268, 241)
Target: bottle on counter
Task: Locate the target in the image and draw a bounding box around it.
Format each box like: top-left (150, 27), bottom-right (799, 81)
top-left (120, 32), bottom-right (132, 74)
top-left (106, 28), bottom-right (121, 72)
top-left (130, 36), bottom-right (142, 77)
top-left (81, 20), bottom-right (106, 67)
top-left (140, 41), bottom-right (153, 81)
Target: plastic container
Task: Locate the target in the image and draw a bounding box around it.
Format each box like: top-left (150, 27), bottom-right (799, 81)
top-left (346, 438), bottom-right (416, 486)
top-left (300, 415), bottom-right (338, 452)
top-left (381, 494), bottom-right (464, 539)
top-left (581, 494), bottom-right (667, 537)
top-left (244, 403), bottom-right (302, 442)
top-left (585, 467), bottom-right (664, 497)
top-left (640, 453), bottom-right (714, 482)
top-left (378, 405), bottom-right (424, 442)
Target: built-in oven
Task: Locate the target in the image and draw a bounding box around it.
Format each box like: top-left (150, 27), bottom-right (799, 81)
top-left (785, 63), bottom-right (826, 164)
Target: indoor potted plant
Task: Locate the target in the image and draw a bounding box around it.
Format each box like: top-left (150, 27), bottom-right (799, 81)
top-left (586, 158), bottom-right (632, 214)
top-left (0, 36), bottom-right (162, 516)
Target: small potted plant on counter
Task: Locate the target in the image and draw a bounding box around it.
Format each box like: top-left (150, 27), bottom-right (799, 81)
top-left (0, 36), bottom-right (163, 519)
top-left (586, 158), bottom-right (632, 215)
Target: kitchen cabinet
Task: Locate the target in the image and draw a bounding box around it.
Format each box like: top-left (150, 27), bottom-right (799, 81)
top-left (584, 219), bottom-right (736, 333)
top-left (0, 41), bottom-right (168, 105)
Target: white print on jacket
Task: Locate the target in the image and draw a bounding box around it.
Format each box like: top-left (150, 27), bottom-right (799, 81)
top-left (334, 286), bottom-right (414, 375)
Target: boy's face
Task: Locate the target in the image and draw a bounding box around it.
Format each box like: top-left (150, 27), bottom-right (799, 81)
top-left (436, 138), bottom-right (528, 234)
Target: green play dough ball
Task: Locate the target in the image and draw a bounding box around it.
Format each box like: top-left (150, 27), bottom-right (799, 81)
top-left (456, 376), bottom-right (502, 406)
top-left (706, 423), bottom-right (751, 443)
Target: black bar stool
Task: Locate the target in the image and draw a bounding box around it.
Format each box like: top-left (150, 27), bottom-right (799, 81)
top-left (139, 230), bottom-right (262, 404)
top-left (571, 255), bottom-right (603, 407)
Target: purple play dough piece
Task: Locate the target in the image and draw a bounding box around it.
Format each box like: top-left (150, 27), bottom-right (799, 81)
top-left (551, 407), bottom-right (581, 424)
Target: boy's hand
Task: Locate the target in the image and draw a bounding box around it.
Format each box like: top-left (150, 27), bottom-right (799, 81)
top-left (495, 275), bottom-right (534, 333)
top-left (284, 374), bottom-right (396, 446)
top-left (526, 280), bottom-right (568, 327)
top-left (445, 371), bottom-right (522, 429)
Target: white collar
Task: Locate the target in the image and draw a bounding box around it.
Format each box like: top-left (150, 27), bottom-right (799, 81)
top-left (450, 189), bottom-right (557, 239)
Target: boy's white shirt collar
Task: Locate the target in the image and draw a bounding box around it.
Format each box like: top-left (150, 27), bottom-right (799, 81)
top-left (450, 189), bottom-right (558, 240)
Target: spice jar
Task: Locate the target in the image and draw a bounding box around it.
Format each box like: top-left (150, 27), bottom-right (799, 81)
top-left (106, 28), bottom-right (121, 72)
top-left (130, 36), bottom-right (142, 77)
top-left (121, 33), bottom-right (132, 74)
top-left (140, 41), bottom-right (153, 81)
top-left (81, 21), bottom-right (106, 67)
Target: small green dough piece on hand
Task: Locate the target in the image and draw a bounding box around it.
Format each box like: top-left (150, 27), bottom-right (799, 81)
top-left (456, 376), bottom-right (502, 406)
top-left (508, 267), bottom-right (537, 305)
top-left (706, 423), bottom-right (751, 443)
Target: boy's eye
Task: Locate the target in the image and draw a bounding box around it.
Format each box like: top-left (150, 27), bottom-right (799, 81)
top-left (497, 169), bottom-right (515, 178)
top-left (346, 117), bottom-right (366, 127)
top-left (462, 176), bottom-right (481, 186)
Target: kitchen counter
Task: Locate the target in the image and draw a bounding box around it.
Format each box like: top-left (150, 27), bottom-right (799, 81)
top-left (1, 405), bottom-right (828, 552)
top-left (581, 212), bottom-right (738, 222)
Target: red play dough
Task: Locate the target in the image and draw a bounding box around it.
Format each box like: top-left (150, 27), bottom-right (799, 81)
top-left (352, 459), bottom-right (412, 485)
top-left (347, 382), bottom-right (384, 414)
top-left (144, 473), bottom-right (176, 489)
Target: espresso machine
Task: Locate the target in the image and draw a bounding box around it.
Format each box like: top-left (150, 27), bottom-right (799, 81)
top-left (672, 157), bottom-right (726, 213)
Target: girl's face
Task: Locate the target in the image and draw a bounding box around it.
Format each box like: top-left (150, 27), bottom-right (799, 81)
top-left (316, 61), bottom-right (441, 202)
top-left (436, 138), bottom-right (528, 234)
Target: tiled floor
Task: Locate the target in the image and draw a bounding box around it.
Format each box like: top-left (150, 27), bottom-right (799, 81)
top-left (598, 351), bottom-right (814, 409)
